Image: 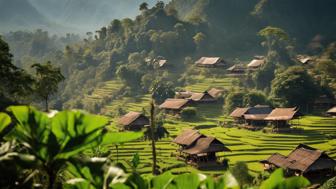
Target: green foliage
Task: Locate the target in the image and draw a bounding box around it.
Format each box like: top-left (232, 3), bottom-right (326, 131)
top-left (230, 161), bottom-right (254, 188)
top-left (271, 66), bottom-right (320, 109)
top-left (243, 90), bottom-right (269, 107)
top-left (319, 176), bottom-right (336, 189)
top-left (0, 36), bottom-right (34, 106)
top-left (0, 112), bottom-right (11, 136)
top-left (253, 59), bottom-right (276, 90)
top-left (151, 81), bottom-right (175, 104)
top-left (116, 64), bottom-right (143, 93)
top-left (260, 169), bottom-right (310, 189)
top-left (32, 61), bottom-right (65, 111)
top-left (180, 107), bottom-right (197, 120)
top-left (131, 153), bottom-right (140, 171)
top-left (193, 32), bottom-right (206, 51)
top-left (1, 105), bottom-right (145, 188)
top-left (224, 91), bottom-right (245, 114)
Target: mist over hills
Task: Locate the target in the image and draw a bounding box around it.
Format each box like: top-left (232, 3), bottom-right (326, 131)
top-left (0, 0), bottom-right (169, 34)
top-left (0, 0), bottom-right (50, 33)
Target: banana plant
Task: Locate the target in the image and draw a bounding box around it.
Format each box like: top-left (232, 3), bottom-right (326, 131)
top-left (5, 106), bottom-right (109, 189)
top-left (0, 112), bottom-right (11, 138)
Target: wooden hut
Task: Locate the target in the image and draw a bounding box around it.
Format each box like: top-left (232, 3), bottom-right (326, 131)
top-left (230, 107), bottom-right (249, 124)
top-left (159, 99), bottom-right (192, 114)
top-left (207, 88), bottom-right (225, 99)
top-left (247, 57), bottom-right (265, 70)
top-left (230, 105), bottom-right (272, 126)
top-left (226, 64), bottom-right (246, 74)
top-left (188, 91), bottom-right (216, 103)
top-left (261, 144), bottom-right (336, 182)
top-left (118, 112), bottom-right (149, 131)
top-left (243, 105), bottom-right (273, 127)
top-left (173, 129), bottom-right (204, 150)
top-left (182, 137), bottom-right (231, 167)
top-left (173, 130), bottom-right (230, 168)
top-left (195, 57), bottom-right (227, 68)
top-left (264, 108), bottom-right (300, 128)
top-left (327, 106), bottom-right (336, 117)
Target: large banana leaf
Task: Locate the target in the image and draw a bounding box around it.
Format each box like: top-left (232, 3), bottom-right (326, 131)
top-left (6, 106), bottom-right (51, 160)
top-left (51, 111), bottom-right (108, 159)
top-left (0, 112), bottom-right (11, 136)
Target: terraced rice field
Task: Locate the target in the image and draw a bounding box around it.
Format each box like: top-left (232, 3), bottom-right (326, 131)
top-left (83, 80), bottom-right (123, 103)
top-left (88, 75), bottom-right (336, 176)
top-left (185, 76), bottom-right (238, 91)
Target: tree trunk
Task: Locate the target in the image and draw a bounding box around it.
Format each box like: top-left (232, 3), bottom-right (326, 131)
top-left (47, 168), bottom-right (56, 189)
top-left (45, 96), bottom-right (49, 112)
top-left (150, 100), bottom-right (158, 175)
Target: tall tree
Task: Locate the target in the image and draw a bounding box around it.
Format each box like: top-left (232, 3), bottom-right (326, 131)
top-left (149, 100), bottom-right (159, 175)
top-left (271, 66), bottom-right (320, 110)
top-left (32, 62), bottom-right (65, 111)
top-left (151, 81), bottom-right (175, 104)
top-left (0, 36), bottom-right (33, 107)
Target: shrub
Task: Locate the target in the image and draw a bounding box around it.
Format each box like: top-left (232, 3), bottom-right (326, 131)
top-left (319, 176), bottom-right (336, 189)
top-left (180, 107), bottom-right (197, 120)
top-left (230, 161), bottom-right (254, 188)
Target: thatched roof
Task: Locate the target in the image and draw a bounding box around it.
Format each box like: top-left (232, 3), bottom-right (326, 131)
top-left (230, 105), bottom-right (272, 118)
top-left (327, 106), bottom-right (336, 114)
top-left (265, 108), bottom-right (298, 121)
top-left (157, 59), bottom-right (167, 67)
top-left (207, 88), bottom-right (225, 99)
top-left (195, 57), bottom-right (225, 66)
top-left (175, 91), bottom-right (193, 99)
top-left (189, 93), bottom-right (205, 101)
top-left (188, 92), bottom-right (215, 102)
top-left (173, 129), bottom-right (204, 146)
top-left (118, 112), bottom-right (148, 126)
top-left (248, 105), bottom-right (273, 114)
top-left (247, 59), bottom-right (265, 68)
top-left (230, 108), bottom-right (249, 118)
top-left (227, 64), bottom-right (246, 72)
top-left (296, 55), bottom-right (313, 64)
top-left (182, 137), bottom-right (231, 155)
top-left (244, 114), bottom-right (269, 120)
top-left (261, 144), bottom-right (336, 173)
top-left (159, 99), bottom-right (190, 110)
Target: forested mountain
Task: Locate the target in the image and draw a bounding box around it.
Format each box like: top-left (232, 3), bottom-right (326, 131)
top-left (169, 0), bottom-right (336, 55)
top-left (2, 0), bottom-right (336, 112)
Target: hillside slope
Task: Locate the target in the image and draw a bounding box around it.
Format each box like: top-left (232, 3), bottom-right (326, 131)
top-left (170, 0), bottom-right (336, 52)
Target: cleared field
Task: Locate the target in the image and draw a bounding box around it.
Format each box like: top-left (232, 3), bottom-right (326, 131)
top-left (89, 75), bottom-right (336, 176)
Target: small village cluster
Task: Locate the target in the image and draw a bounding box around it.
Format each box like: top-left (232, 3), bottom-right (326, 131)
top-left (116, 56), bottom-right (336, 183)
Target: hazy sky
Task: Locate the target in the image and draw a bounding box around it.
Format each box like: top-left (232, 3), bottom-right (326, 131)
top-left (0, 0), bottom-right (170, 34)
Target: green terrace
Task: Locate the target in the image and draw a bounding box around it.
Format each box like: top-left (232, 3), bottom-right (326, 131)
top-left (84, 74), bottom-right (336, 176)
